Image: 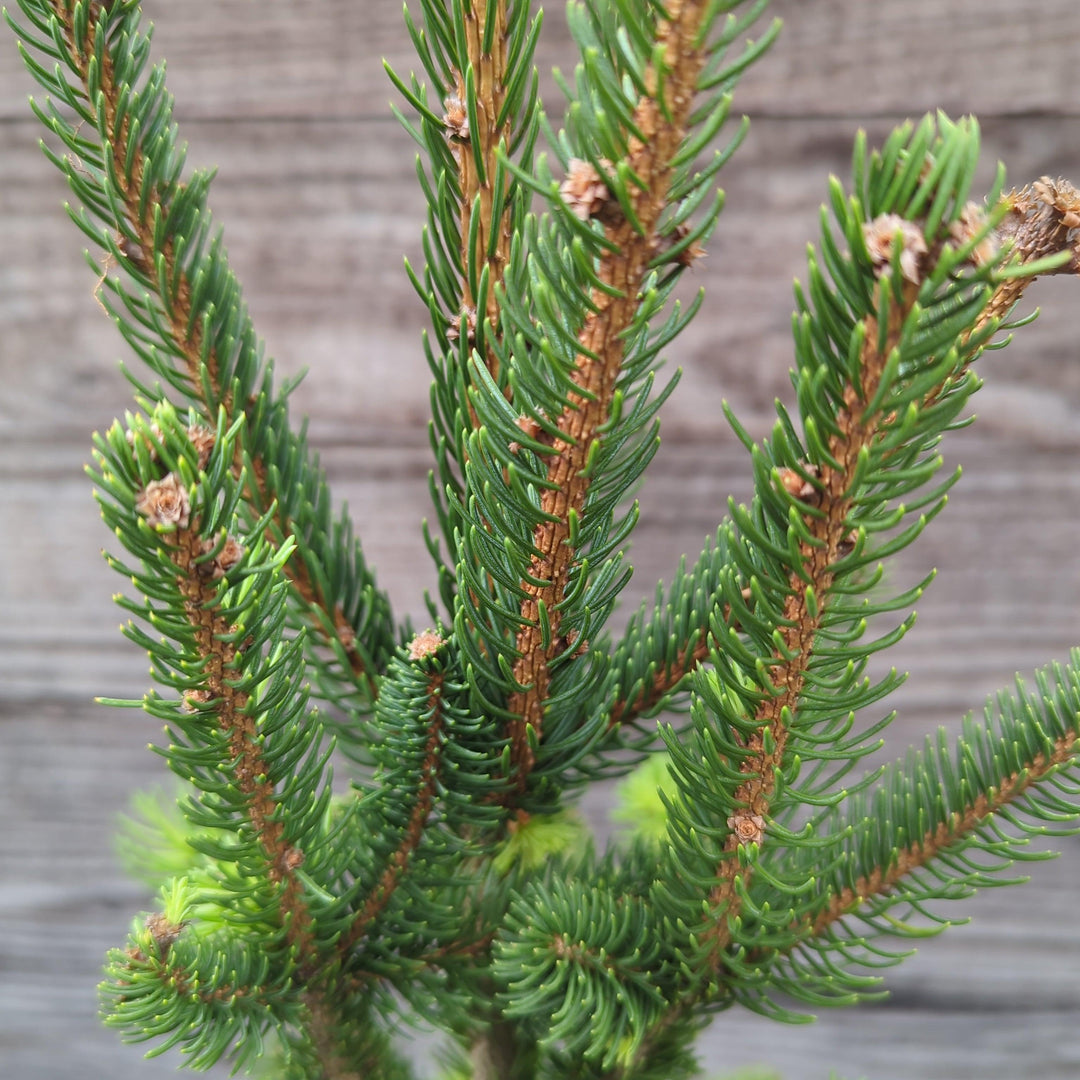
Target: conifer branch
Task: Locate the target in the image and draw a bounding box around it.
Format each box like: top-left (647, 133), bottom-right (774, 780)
top-left (118, 915), bottom-right (248, 1007)
top-left (100, 879), bottom-right (306, 1071)
top-left (607, 636), bottom-right (713, 728)
top-left (339, 651), bottom-right (446, 958)
top-left (91, 409), bottom-right (329, 965)
top-left (597, 170), bottom-right (1080, 765)
top-left (808, 730), bottom-right (1078, 938)
top-left (389, 0), bottom-right (543, 628)
top-left (455, 0), bottom-right (512, 379)
top-left (13, 0), bottom-right (394, 708)
top-left (165, 517), bottom-right (316, 956)
top-left (40, 0), bottom-right (224, 405)
top-left (678, 121), bottom-right (1071, 973)
top-left (91, 407), bottom-right (380, 1075)
top-left (957, 176), bottom-right (1080, 359)
top-left (606, 575), bottom-right (754, 733)
top-left (788, 653), bottom-right (1080, 952)
top-left (622, 657), bottom-right (1080, 1070)
top-left (703, 279), bottom-right (919, 949)
top-left (506, 0), bottom-right (729, 787)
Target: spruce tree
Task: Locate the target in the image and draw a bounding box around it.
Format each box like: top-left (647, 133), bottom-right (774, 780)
top-left (6, 0), bottom-right (1080, 1077)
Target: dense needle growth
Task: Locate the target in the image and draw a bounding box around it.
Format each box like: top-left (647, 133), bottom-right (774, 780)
top-left (6, 0), bottom-right (1080, 1077)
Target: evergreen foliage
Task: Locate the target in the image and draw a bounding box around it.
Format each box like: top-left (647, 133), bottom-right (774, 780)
top-left (6, 0), bottom-right (1080, 1076)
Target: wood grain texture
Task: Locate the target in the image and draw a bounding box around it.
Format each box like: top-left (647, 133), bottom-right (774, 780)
top-left (1, 2), bottom-right (1079, 1078)
top-left (2, 0), bottom-right (1078, 120)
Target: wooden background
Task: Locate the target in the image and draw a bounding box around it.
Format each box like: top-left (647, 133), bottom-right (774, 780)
top-left (2, 1), bottom-right (1080, 1077)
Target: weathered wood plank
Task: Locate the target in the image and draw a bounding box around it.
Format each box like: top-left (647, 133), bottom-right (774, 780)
top-left (3, 704), bottom-right (1080, 1079)
top-left (3, 434), bottom-right (1079, 710)
top-left (3, 116), bottom-right (1079, 442)
top-left (2, 0), bottom-right (1078, 120)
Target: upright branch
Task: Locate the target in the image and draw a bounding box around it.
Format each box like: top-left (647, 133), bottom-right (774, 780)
top-left (170, 524), bottom-right (312, 939)
top-left (691, 131), bottom-right (1080, 965)
top-left (506, 0), bottom-right (723, 785)
top-left (605, 174), bottom-right (1080, 755)
top-left (21, 0), bottom-right (395, 704)
top-left (388, 0), bottom-right (545, 632)
top-left (89, 405), bottom-right (333, 975)
top-left (704, 279), bottom-right (918, 936)
top-left (610, 120), bottom-right (1080, 1071)
top-left (329, 625), bottom-right (504, 976)
top-left (338, 634), bottom-right (448, 957)
top-left (454, 0), bottom-right (512, 374)
top-left (12, 1), bottom-right (1080, 1076)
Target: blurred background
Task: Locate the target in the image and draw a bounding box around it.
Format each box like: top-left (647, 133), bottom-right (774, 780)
top-left (2, 1), bottom-right (1079, 1077)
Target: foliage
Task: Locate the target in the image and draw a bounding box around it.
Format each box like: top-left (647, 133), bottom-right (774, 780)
top-left (6, 0), bottom-right (1080, 1077)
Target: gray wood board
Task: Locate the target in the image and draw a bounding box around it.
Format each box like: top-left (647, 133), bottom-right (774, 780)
top-left (2, 0), bottom-right (1079, 119)
top-left (2, 1), bottom-right (1080, 1078)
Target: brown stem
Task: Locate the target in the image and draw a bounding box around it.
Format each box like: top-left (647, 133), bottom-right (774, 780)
top-left (505, 0), bottom-right (714, 791)
top-left (621, 282), bottom-right (921, 1076)
top-left (301, 993), bottom-right (364, 1080)
top-left (149, 512), bottom-right (375, 1079)
top-left (941, 177), bottom-right (1080, 397)
top-left (456, 0), bottom-right (512, 382)
top-left (470, 1020), bottom-right (526, 1080)
top-left (608, 636), bottom-right (714, 729)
